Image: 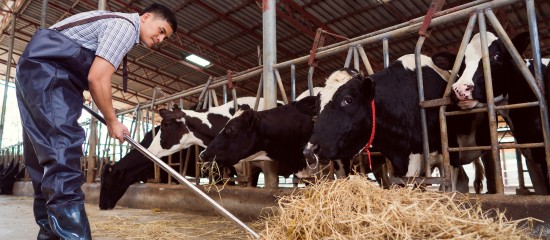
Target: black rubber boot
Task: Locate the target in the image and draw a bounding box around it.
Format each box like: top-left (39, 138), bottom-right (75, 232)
top-left (47, 203), bottom-right (92, 240)
top-left (34, 198), bottom-right (60, 240)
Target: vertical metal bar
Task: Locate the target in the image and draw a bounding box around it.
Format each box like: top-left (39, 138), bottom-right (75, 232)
top-left (478, 11), bottom-right (504, 194)
top-left (353, 46), bottom-right (360, 71)
top-left (291, 64), bottom-right (296, 101)
top-left (274, 69), bottom-right (288, 104)
top-left (262, 0), bottom-right (277, 110)
top-left (357, 45), bottom-right (374, 75)
top-left (344, 47), bottom-right (353, 68)
top-left (383, 38), bottom-right (390, 68)
top-left (486, 9), bottom-right (550, 190)
top-left (525, 0), bottom-right (543, 93)
top-left (308, 66), bottom-right (315, 96)
top-left (515, 149), bottom-right (526, 190)
top-left (231, 88), bottom-right (238, 111)
top-left (414, 36), bottom-right (431, 178)
top-left (40, 0), bottom-right (48, 28)
top-left (223, 84), bottom-right (227, 104)
top-left (98, 0), bottom-right (107, 10)
top-left (196, 77), bottom-right (213, 111)
top-left (210, 89), bottom-right (219, 106)
top-left (254, 77), bottom-right (263, 111)
top-left (0, 15), bottom-right (15, 149)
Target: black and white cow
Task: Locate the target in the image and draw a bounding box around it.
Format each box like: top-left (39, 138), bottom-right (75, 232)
top-left (451, 31), bottom-right (550, 194)
top-left (303, 55), bottom-right (488, 192)
top-left (99, 126), bottom-right (199, 210)
top-left (147, 97), bottom-right (272, 157)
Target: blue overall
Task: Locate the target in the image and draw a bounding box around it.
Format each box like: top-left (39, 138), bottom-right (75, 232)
top-left (16, 27), bottom-right (94, 206)
top-left (16, 15), bottom-right (132, 239)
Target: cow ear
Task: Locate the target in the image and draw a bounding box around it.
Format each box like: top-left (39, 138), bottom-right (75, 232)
top-left (511, 32), bottom-right (530, 54)
top-left (362, 77), bottom-right (375, 102)
top-left (431, 52), bottom-right (456, 70)
top-left (294, 96), bottom-right (317, 116)
top-left (239, 104), bottom-right (251, 111)
top-left (159, 109), bottom-right (170, 116)
top-left (240, 110), bottom-right (258, 128)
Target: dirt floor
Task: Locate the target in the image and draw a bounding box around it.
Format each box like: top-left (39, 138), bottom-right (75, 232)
top-left (0, 195), bottom-right (254, 240)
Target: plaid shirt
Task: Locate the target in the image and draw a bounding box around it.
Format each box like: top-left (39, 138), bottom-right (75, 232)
top-left (50, 11), bottom-right (140, 69)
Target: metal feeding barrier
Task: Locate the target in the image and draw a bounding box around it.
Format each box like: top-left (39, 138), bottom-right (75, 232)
top-left (82, 104), bottom-right (260, 239)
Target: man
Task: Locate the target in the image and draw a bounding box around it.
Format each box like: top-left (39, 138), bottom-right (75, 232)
top-left (15, 4), bottom-right (177, 239)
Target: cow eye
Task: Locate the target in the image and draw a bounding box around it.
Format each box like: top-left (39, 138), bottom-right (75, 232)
top-left (492, 53), bottom-right (501, 62)
top-left (341, 96), bottom-right (353, 106)
top-left (225, 126), bottom-right (235, 135)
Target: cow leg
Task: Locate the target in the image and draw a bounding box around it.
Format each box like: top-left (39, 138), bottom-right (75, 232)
top-left (258, 161), bottom-right (278, 189)
top-left (473, 158), bottom-right (485, 194)
top-left (522, 149), bottom-right (549, 195)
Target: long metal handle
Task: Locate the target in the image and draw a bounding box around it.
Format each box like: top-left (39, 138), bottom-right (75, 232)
top-left (82, 105), bottom-right (260, 239)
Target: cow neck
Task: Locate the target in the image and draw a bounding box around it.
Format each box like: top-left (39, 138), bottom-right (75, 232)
top-left (363, 99), bottom-right (376, 170)
top-left (182, 109), bottom-right (230, 145)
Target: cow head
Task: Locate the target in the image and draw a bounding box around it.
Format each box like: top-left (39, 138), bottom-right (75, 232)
top-left (99, 162), bottom-right (120, 210)
top-left (147, 106), bottom-right (195, 157)
top-left (304, 69), bottom-right (374, 161)
top-left (451, 32), bottom-right (531, 109)
top-left (200, 105), bottom-right (260, 167)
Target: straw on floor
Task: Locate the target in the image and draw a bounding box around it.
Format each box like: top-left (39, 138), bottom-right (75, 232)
top-left (256, 175), bottom-right (540, 240)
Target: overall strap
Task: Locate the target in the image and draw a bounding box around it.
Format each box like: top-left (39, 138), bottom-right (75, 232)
top-left (54, 14), bottom-right (135, 31)
top-left (54, 14), bottom-right (135, 92)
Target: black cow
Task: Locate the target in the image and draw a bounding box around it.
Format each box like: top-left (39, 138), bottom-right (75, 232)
top-left (451, 31), bottom-right (550, 194)
top-left (200, 97), bottom-right (333, 177)
top-left (99, 126), bottom-right (197, 210)
top-left (0, 160), bottom-right (22, 195)
top-left (303, 55), bottom-right (487, 192)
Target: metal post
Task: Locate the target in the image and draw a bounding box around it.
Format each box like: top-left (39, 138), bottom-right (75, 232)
top-left (98, 0), bottom-right (106, 10)
top-left (525, 0), bottom-right (543, 93)
top-left (254, 77), bottom-right (263, 111)
top-left (40, 0), bottom-right (48, 28)
top-left (357, 45), bottom-right (374, 75)
top-left (223, 84), bottom-right (227, 104)
top-left (344, 47), bottom-right (353, 68)
top-left (291, 64), bottom-right (296, 100)
top-left (262, 0), bottom-right (277, 109)
top-left (0, 15), bottom-right (15, 149)
top-left (479, 11), bottom-right (504, 194)
top-left (353, 46), bottom-right (360, 71)
top-left (274, 69), bottom-right (288, 104)
top-left (383, 38), bottom-right (389, 68)
top-left (307, 66), bottom-right (315, 96)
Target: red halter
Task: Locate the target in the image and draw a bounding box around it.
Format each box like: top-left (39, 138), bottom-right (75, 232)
top-left (363, 100), bottom-right (376, 170)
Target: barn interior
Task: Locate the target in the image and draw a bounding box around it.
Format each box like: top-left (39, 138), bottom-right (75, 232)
top-left (1, 0), bottom-right (550, 238)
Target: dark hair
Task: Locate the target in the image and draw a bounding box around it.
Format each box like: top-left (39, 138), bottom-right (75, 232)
top-left (139, 3), bottom-right (178, 33)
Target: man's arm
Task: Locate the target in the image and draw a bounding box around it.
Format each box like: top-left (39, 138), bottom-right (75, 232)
top-left (88, 56), bottom-right (129, 142)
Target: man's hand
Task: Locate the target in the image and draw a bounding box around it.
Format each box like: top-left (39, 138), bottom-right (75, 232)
top-left (107, 119), bottom-right (129, 143)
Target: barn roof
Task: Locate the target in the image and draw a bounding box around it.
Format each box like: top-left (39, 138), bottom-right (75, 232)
top-left (0, 0), bottom-right (549, 111)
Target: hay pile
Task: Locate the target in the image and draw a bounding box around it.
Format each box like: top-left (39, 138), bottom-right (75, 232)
top-left (257, 175), bottom-right (539, 239)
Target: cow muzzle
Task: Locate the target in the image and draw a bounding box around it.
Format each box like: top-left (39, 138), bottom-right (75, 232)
top-left (451, 83), bottom-right (479, 109)
top-left (303, 143), bottom-right (320, 169)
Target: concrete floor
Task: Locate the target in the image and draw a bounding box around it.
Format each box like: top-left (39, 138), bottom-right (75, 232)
top-left (0, 195), bottom-right (252, 239)
top-left (4, 181), bottom-right (550, 239)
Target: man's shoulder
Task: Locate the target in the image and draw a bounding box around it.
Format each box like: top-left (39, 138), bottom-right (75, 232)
top-left (50, 11), bottom-right (139, 29)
